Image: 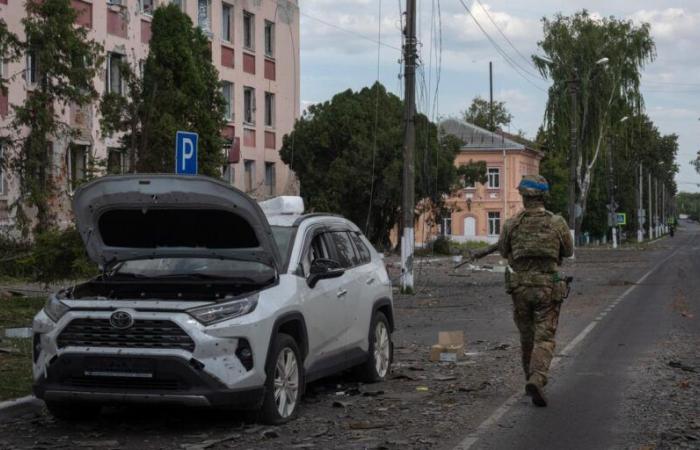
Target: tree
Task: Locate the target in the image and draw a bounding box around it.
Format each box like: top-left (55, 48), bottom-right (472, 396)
top-left (4, 0), bottom-right (103, 235)
top-left (534, 10), bottom-right (655, 237)
top-left (279, 83), bottom-right (461, 248)
top-left (456, 159), bottom-right (487, 187)
top-left (462, 96), bottom-right (512, 132)
top-left (691, 151), bottom-right (700, 175)
top-left (0, 20), bottom-right (22, 91)
top-left (100, 4), bottom-right (226, 176)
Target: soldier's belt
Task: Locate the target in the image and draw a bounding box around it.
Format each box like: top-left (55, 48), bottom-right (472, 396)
top-left (510, 271), bottom-right (559, 287)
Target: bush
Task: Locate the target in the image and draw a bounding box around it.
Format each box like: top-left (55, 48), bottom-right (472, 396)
top-left (0, 227), bottom-right (96, 283)
top-left (432, 236), bottom-right (451, 255)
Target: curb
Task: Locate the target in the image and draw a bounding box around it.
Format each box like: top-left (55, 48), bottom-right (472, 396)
top-left (0, 395), bottom-right (43, 420)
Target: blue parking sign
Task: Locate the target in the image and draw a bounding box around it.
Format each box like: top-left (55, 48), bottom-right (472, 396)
top-left (175, 131), bottom-right (198, 175)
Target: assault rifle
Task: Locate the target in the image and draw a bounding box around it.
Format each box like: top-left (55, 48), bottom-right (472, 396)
top-left (453, 243), bottom-right (499, 269)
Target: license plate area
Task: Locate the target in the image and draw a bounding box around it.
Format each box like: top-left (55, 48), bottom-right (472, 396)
top-left (84, 357), bottom-right (154, 379)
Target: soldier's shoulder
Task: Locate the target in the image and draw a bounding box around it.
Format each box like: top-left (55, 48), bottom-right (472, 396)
top-left (546, 211), bottom-right (569, 227)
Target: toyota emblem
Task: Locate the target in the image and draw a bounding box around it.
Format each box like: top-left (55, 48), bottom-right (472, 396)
top-left (110, 311), bottom-right (134, 330)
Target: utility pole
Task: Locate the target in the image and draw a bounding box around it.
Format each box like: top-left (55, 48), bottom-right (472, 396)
top-left (568, 76), bottom-right (579, 248)
top-left (489, 61), bottom-right (494, 130)
top-left (654, 178), bottom-right (659, 237)
top-left (400, 0), bottom-right (417, 293)
top-left (606, 134), bottom-right (617, 248)
top-left (637, 163), bottom-right (643, 242)
top-left (662, 183), bottom-right (666, 234)
top-left (648, 172), bottom-right (653, 239)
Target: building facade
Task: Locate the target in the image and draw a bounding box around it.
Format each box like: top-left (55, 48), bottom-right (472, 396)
top-left (0, 0), bottom-right (300, 230)
top-left (416, 119), bottom-right (543, 245)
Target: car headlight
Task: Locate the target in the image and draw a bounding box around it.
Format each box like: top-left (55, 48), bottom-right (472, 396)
top-left (44, 294), bottom-right (70, 322)
top-left (188, 295), bottom-right (258, 325)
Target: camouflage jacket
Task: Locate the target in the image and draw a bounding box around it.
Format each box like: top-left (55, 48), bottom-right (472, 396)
top-left (497, 206), bottom-right (574, 274)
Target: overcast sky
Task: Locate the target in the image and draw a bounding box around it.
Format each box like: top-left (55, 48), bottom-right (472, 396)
top-left (298, 0), bottom-right (700, 193)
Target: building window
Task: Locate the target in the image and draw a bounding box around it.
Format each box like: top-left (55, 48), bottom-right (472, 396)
top-left (139, 0), bottom-right (154, 15)
top-left (243, 11), bottom-right (255, 50)
top-left (222, 3), bottom-right (233, 42)
top-left (26, 51), bottom-right (39, 85)
top-left (106, 52), bottom-right (124, 95)
top-left (107, 148), bottom-right (126, 174)
top-left (487, 168), bottom-right (500, 189)
top-left (264, 21), bottom-right (274, 57)
top-left (264, 92), bottom-right (275, 128)
top-left (222, 162), bottom-right (234, 185)
top-left (222, 81), bottom-right (233, 122)
top-left (244, 159), bottom-right (255, 192)
top-left (441, 217), bottom-right (452, 236)
top-left (170, 0), bottom-right (184, 11)
top-left (198, 0), bottom-right (211, 32)
top-left (264, 162), bottom-right (275, 196)
top-left (107, 0), bottom-right (123, 6)
top-left (0, 57), bottom-right (5, 79)
top-left (243, 86), bottom-right (255, 124)
top-left (488, 212), bottom-right (501, 236)
top-left (68, 144), bottom-right (88, 191)
top-left (0, 143), bottom-right (5, 195)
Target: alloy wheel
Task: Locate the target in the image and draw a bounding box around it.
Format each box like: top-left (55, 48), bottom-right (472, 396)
top-left (273, 347), bottom-right (299, 418)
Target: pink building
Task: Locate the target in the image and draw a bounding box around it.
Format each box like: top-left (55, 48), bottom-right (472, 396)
top-left (417, 119), bottom-right (543, 245)
top-left (0, 0), bottom-right (300, 229)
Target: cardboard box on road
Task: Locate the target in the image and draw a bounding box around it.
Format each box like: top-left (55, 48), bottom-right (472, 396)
top-left (429, 331), bottom-right (465, 362)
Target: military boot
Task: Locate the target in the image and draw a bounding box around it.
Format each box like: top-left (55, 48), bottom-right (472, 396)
top-left (525, 375), bottom-right (547, 407)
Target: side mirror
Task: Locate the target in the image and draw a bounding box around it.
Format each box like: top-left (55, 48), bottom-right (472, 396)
top-left (308, 258), bottom-right (345, 288)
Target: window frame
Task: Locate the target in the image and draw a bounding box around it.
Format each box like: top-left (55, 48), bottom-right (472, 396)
top-left (67, 144), bottom-right (89, 192)
top-left (26, 51), bottom-right (39, 86)
top-left (106, 147), bottom-right (126, 175)
top-left (264, 91), bottom-right (275, 128)
top-left (264, 20), bottom-right (275, 57)
top-left (197, 0), bottom-right (212, 33)
top-left (221, 2), bottom-right (233, 42)
top-left (222, 81), bottom-right (234, 122)
top-left (328, 231), bottom-right (358, 269)
top-left (488, 211), bottom-right (501, 236)
top-left (487, 167), bottom-right (500, 189)
top-left (0, 143), bottom-right (5, 196)
top-left (243, 11), bottom-right (255, 51)
top-left (243, 86), bottom-right (256, 125)
top-left (349, 232), bottom-right (372, 265)
top-left (139, 0), bottom-right (154, 15)
top-left (106, 52), bottom-right (125, 95)
top-left (264, 162), bottom-right (276, 196)
top-left (441, 217), bottom-right (452, 236)
top-left (243, 159), bottom-right (255, 192)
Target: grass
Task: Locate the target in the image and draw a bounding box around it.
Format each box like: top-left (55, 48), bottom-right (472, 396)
top-left (0, 297), bottom-right (45, 401)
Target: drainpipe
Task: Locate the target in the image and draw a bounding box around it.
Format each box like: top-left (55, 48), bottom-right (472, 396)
top-left (503, 148), bottom-right (507, 223)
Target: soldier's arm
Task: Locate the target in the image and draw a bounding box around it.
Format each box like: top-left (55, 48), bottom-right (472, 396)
top-left (497, 218), bottom-right (513, 258)
top-left (555, 216), bottom-right (574, 258)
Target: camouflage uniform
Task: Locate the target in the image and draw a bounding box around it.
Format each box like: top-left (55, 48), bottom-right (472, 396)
top-left (497, 175), bottom-right (574, 405)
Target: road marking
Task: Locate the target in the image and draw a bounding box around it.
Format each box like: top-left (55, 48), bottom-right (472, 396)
top-left (453, 243), bottom-right (683, 450)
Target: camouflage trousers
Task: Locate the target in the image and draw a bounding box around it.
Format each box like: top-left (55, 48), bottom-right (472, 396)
top-left (510, 280), bottom-right (564, 387)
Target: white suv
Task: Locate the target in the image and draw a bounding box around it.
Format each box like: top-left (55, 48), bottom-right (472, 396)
top-left (32, 175), bottom-right (393, 424)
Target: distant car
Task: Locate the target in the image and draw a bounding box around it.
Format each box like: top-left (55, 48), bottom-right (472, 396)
top-left (32, 175), bottom-right (394, 424)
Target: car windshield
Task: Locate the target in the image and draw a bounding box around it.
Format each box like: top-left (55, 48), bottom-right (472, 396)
top-left (114, 258), bottom-right (276, 283)
top-left (271, 225), bottom-right (295, 261)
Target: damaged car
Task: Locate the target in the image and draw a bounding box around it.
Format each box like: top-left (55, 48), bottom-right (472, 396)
top-left (32, 174), bottom-right (394, 424)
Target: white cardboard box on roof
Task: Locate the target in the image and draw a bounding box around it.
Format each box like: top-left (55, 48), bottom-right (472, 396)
top-left (259, 196), bottom-right (305, 216)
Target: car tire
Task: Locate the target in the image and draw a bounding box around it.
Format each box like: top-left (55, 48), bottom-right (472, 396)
top-left (355, 312), bottom-right (393, 383)
top-left (45, 401), bottom-right (101, 420)
top-left (259, 333), bottom-right (303, 425)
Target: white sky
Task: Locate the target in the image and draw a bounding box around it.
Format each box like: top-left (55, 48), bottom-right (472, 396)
top-left (299, 0), bottom-right (700, 193)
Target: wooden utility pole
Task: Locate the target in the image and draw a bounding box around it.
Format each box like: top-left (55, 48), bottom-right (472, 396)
top-left (401, 0), bottom-right (417, 293)
top-left (489, 61), bottom-right (494, 130)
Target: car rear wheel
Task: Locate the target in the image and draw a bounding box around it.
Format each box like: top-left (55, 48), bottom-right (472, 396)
top-left (260, 333), bottom-right (303, 424)
top-left (45, 401), bottom-right (101, 421)
top-left (355, 312), bottom-right (392, 382)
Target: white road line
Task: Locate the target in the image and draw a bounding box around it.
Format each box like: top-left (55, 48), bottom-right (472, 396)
top-left (453, 243), bottom-right (683, 450)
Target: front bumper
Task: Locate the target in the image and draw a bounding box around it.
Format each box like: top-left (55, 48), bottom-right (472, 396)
top-left (33, 353), bottom-right (264, 408)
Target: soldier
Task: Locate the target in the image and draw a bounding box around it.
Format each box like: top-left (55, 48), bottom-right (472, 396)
top-left (497, 174), bottom-right (573, 407)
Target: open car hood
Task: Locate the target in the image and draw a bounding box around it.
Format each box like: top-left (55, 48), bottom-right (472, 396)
top-left (73, 175), bottom-right (281, 270)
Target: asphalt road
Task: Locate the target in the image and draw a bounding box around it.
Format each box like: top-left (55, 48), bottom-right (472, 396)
top-left (470, 222), bottom-right (700, 450)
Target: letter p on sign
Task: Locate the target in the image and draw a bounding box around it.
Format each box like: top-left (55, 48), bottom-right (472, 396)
top-left (175, 131), bottom-right (199, 175)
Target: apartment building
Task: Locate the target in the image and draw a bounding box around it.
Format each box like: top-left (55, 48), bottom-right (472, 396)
top-left (0, 0), bottom-right (300, 229)
top-left (415, 118), bottom-right (543, 245)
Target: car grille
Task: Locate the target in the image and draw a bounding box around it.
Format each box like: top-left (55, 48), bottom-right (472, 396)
top-left (57, 318), bottom-right (195, 352)
top-left (62, 376), bottom-right (185, 391)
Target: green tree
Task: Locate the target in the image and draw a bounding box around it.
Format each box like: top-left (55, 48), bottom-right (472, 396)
top-left (462, 96), bottom-right (512, 131)
top-left (691, 151), bottom-right (700, 175)
top-left (4, 0), bottom-right (103, 235)
top-left (0, 20), bottom-right (22, 91)
top-left (534, 10), bottom-right (655, 237)
top-left (279, 83), bottom-right (460, 248)
top-left (100, 4), bottom-right (226, 176)
top-left (456, 159), bottom-right (487, 187)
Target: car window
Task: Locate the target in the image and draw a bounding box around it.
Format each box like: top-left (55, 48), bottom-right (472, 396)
top-left (301, 232), bottom-right (331, 276)
top-left (350, 233), bottom-right (371, 264)
top-left (329, 231), bottom-right (356, 268)
top-left (270, 226), bottom-right (295, 261)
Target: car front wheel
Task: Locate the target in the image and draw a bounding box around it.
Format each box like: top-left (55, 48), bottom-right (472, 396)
top-left (356, 312), bottom-right (392, 382)
top-left (260, 333), bottom-right (303, 424)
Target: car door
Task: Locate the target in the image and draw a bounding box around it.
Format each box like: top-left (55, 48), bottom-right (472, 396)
top-left (344, 231), bottom-right (379, 349)
top-left (325, 230), bottom-right (365, 350)
top-left (299, 228), bottom-right (349, 362)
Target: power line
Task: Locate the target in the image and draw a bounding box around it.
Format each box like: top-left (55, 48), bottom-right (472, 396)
top-left (474, 0), bottom-right (537, 73)
top-left (456, 0), bottom-right (547, 92)
top-left (300, 11), bottom-right (402, 52)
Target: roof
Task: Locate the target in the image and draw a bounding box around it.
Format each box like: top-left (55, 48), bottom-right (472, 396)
top-left (439, 118), bottom-right (526, 151)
